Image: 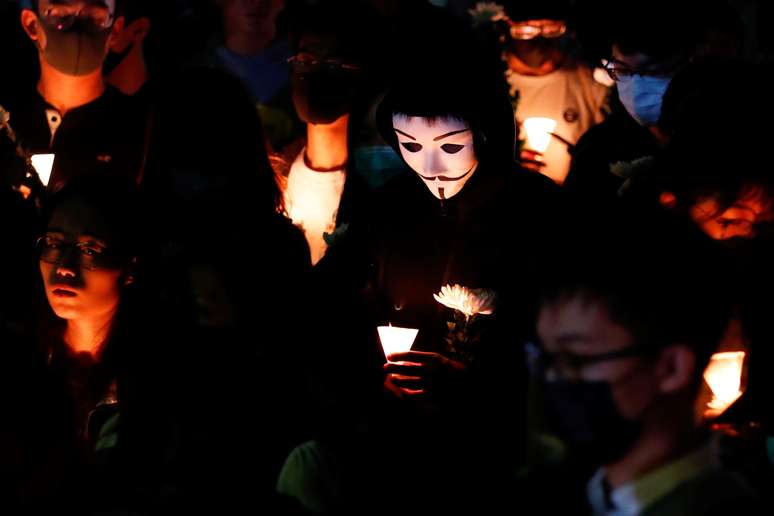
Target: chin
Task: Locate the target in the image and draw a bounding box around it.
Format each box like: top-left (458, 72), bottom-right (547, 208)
top-left (47, 299), bottom-right (82, 321)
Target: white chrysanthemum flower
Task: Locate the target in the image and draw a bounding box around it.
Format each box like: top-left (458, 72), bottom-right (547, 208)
top-left (433, 284), bottom-right (497, 317)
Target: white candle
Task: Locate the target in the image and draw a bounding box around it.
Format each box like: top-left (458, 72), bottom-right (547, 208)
top-left (378, 325), bottom-right (418, 359)
top-left (704, 351), bottom-right (745, 413)
top-left (523, 117), bottom-right (557, 154)
top-left (31, 153), bottom-right (55, 187)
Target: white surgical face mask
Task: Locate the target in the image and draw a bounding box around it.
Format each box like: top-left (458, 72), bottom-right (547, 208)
top-left (392, 115), bottom-right (478, 200)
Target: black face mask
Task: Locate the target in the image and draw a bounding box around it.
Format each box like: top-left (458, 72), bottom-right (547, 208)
top-left (103, 40), bottom-right (133, 75)
top-left (39, 18), bottom-right (111, 77)
top-left (542, 380), bottom-right (643, 465)
top-left (291, 70), bottom-right (355, 125)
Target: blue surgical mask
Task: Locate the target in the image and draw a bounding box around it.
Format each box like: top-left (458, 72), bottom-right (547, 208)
top-left (617, 75), bottom-right (672, 127)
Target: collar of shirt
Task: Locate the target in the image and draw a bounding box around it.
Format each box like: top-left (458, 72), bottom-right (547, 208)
top-left (587, 438), bottom-right (719, 516)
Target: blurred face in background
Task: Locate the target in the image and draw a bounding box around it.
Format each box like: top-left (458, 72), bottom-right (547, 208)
top-left (220, 0), bottom-right (284, 36)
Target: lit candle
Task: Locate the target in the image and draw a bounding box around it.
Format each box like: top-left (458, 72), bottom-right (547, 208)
top-left (377, 325), bottom-right (418, 360)
top-left (703, 351), bottom-right (745, 416)
top-left (31, 153), bottom-right (55, 187)
top-left (523, 117), bottom-right (557, 154)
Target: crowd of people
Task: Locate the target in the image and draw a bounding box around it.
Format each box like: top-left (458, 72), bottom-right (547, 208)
top-left (1, 0), bottom-right (774, 514)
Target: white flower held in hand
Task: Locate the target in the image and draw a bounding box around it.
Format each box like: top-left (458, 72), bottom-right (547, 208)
top-left (433, 284), bottom-right (497, 317)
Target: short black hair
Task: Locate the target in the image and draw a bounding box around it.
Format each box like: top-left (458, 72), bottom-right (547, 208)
top-left (376, 7), bottom-right (514, 170)
top-left (538, 202), bottom-right (732, 381)
top-left (605, 0), bottom-right (702, 60)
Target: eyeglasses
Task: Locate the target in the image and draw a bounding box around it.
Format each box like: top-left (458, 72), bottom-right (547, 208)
top-left (36, 235), bottom-right (122, 271)
top-left (287, 54), bottom-right (361, 74)
top-left (41, 4), bottom-right (115, 31)
top-left (508, 20), bottom-right (567, 41)
top-left (602, 58), bottom-right (685, 82)
top-left (526, 341), bottom-right (653, 379)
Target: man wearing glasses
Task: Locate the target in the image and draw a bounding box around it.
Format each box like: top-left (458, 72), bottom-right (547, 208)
top-left (1, 0), bottom-right (148, 193)
top-left (525, 210), bottom-right (761, 515)
top-left (497, 0), bottom-right (610, 186)
top-left (563, 0), bottom-right (704, 201)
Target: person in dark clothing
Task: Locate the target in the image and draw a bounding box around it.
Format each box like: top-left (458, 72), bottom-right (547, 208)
top-left (277, 16), bottom-right (559, 512)
top-left (141, 66), bottom-right (315, 511)
top-left (563, 0), bottom-right (704, 201)
top-left (30, 173), bottom-right (184, 513)
top-left (1, 0), bottom-right (149, 193)
top-left (525, 206), bottom-right (764, 516)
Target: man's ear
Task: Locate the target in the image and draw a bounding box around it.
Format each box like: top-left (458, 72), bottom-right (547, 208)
top-left (20, 9), bottom-right (42, 43)
top-left (656, 344), bottom-right (697, 394)
top-left (108, 16), bottom-right (126, 44)
top-left (128, 17), bottom-right (151, 43)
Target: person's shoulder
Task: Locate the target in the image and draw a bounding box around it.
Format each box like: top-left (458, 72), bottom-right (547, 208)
top-left (644, 469), bottom-right (762, 516)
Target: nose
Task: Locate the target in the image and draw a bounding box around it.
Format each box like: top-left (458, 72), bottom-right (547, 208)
top-left (55, 264), bottom-right (77, 279)
top-left (422, 149), bottom-right (444, 176)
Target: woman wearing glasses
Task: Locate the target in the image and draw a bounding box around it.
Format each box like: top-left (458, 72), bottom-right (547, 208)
top-left (33, 173), bottom-right (179, 511)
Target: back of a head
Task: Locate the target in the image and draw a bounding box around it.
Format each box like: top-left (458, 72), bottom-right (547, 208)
top-left (147, 67), bottom-right (281, 215)
top-left (540, 202), bottom-right (732, 379)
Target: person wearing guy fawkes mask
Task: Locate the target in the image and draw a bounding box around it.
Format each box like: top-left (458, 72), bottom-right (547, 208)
top-left (359, 21), bottom-right (559, 512)
top-left (524, 207), bottom-right (763, 516)
top-left (0, 0), bottom-right (148, 194)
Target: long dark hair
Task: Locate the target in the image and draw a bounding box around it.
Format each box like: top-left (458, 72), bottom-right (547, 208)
top-left (36, 174), bottom-right (143, 365)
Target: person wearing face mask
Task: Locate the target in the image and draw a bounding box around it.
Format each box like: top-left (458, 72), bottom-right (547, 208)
top-left (562, 0), bottom-right (709, 202)
top-left (524, 207), bottom-right (764, 515)
top-left (0, 0), bottom-right (149, 194)
top-left (481, 0), bottom-right (610, 185)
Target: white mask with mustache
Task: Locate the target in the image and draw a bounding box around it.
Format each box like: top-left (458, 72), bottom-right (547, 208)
top-left (393, 114), bottom-right (479, 200)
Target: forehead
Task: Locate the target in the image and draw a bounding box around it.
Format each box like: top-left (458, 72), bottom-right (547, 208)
top-left (537, 295), bottom-right (634, 351)
top-left (392, 115), bottom-right (469, 135)
top-left (47, 195), bottom-right (112, 241)
top-left (610, 44), bottom-right (665, 69)
top-left (39, 0), bottom-right (115, 11)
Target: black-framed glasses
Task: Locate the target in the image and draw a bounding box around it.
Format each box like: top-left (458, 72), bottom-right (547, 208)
top-left (526, 341), bottom-right (653, 379)
top-left (509, 20), bottom-right (567, 41)
top-left (287, 54), bottom-right (361, 74)
top-left (41, 4), bottom-right (115, 31)
top-left (36, 235), bottom-right (122, 271)
top-left (602, 58), bottom-right (686, 82)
